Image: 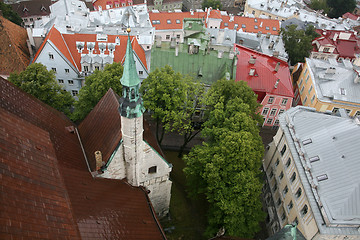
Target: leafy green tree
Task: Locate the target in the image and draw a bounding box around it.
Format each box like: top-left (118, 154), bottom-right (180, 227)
top-left (281, 24), bottom-right (319, 65)
top-left (0, 2), bottom-right (23, 26)
top-left (141, 65), bottom-right (203, 147)
top-left (8, 63), bottom-right (74, 115)
top-left (72, 62), bottom-right (123, 122)
top-left (202, 0), bottom-right (222, 10)
top-left (308, 0), bottom-right (330, 14)
top-left (184, 80), bottom-right (265, 238)
top-left (327, 0), bottom-right (356, 18)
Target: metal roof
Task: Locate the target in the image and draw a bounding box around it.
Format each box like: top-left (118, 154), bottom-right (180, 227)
top-left (279, 106), bottom-right (360, 236)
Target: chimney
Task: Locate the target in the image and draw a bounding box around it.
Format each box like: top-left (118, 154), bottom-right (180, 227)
top-left (249, 55), bottom-right (256, 64)
top-left (274, 79), bottom-right (280, 88)
top-left (274, 62), bottom-right (280, 72)
top-left (95, 151), bottom-right (103, 171)
top-left (229, 14), bottom-right (234, 22)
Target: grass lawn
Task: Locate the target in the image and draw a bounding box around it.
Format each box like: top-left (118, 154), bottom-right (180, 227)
top-left (161, 150), bottom-right (208, 240)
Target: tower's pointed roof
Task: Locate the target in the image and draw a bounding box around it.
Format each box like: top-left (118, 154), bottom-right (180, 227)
top-left (120, 32), bottom-right (141, 87)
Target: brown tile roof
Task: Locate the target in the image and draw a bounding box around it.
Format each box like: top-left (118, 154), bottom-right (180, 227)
top-left (0, 16), bottom-right (30, 76)
top-left (78, 88), bottom-right (166, 171)
top-left (10, 0), bottom-right (52, 18)
top-left (33, 26), bottom-right (148, 71)
top-left (0, 77), bottom-right (167, 239)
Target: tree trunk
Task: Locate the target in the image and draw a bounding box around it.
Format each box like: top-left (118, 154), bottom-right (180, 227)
top-left (178, 129), bottom-right (201, 158)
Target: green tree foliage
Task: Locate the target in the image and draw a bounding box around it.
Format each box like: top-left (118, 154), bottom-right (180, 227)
top-left (0, 2), bottom-right (23, 26)
top-left (8, 63), bottom-right (74, 115)
top-left (71, 62), bottom-right (123, 122)
top-left (141, 65), bottom-right (205, 148)
top-left (281, 24), bottom-right (319, 65)
top-left (184, 80), bottom-right (265, 238)
top-left (327, 0), bottom-right (356, 18)
top-left (308, 0), bottom-right (330, 14)
top-left (202, 0), bottom-right (222, 10)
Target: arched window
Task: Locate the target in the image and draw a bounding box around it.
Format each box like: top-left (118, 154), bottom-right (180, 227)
top-left (295, 188), bottom-right (302, 198)
top-left (301, 205), bottom-right (308, 216)
top-left (131, 88), bottom-right (135, 99)
top-left (290, 172), bottom-right (296, 183)
top-left (280, 144), bottom-right (287, 156)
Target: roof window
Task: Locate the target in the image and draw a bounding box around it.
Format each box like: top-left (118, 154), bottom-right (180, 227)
top-left (167, 19), bottom-right (171, 24)
top-left (309, 156), bottom-right (320, 163)
top-left (302, 138), bottom-right (312, 145)
top-left (317, 174), bottom-right (328, 182)
top-left (340, 88), bottom-right (346, 95)
top-left (176, 19), bottom-right (181, 24)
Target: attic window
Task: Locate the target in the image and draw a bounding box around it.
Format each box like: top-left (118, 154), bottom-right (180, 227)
top-left (302, 138), bottom-right (312, 145)
top-left (176, 19), bottom-right (181, 24)
top-left (23, 6), bottom-right (28, 12)
top-left (266, 26), bottom-right (270, 30)
top-left (242, 24), bottom-right (246, 28)
top-left (340, 88), bottom-right (346, 95)
top-left (234, 24), bottom-right (238, 29)
top-left (224, 22), bottom-right (228, 27)
top-left (152, 20), bottom-right (160, 24)
top-left (309, 156), bottom-right (320, 163)
top-left (41, 5), bottom-right (46, 11)
top-left (148, 166), bottom-right (157, 174)
top-left (273, 27), bottom-right (277, 31)
top-left (167, 19), bottom-right (171, 24)
top-left (317, 174), bottom-right (328, 182)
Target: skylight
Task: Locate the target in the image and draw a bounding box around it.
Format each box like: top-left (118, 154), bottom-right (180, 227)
top-left (302, 138), bottom-right (312, 145)
top-left (317, 174), bottom-right (328, 181)
top-left (309, 156), bottom-right (320, 163)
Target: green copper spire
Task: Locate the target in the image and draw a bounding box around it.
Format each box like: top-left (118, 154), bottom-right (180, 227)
top-left (119, 29), bottom-right (145, 119)
top-left (120, 32), bottom-right (141, 87)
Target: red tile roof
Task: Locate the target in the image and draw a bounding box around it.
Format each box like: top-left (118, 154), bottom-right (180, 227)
top-left (33, 26), bottom-right (147, 71)
top-left (235, 44), bottom-right (293, 98)
top-left (0, 16), bottom-right (30, 75)
top-left (342, 12), bottom-right (359, 20)
top-left (78, 88), bottom-right (165, 171)
top-left (93, 0), bottom-right (144, 10)
top-left (10, 0), bottom-right (52, 18)
top-left (0, 77), bottom-right (167, 239)
top-left (313, 29), bottom-right (360, 59)
top-left (149, 10), bottom-right (280, 35)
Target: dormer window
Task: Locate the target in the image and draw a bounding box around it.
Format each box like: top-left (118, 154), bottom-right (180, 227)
top-left (167, 19), bottom-right (171, 24)
top-left (23, 6), bottom-right (28, 12)
top-left (41, 5), bottom-right (46, 11)
top-left (176, 19), bottom-right (181, 24)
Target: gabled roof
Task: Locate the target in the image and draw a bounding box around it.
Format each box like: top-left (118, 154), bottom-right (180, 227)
top-left (0, 16), bottom-right (30, 75)
top-left (10, 0), bottom-right (52, 17)
top-left (93, 0), bottom-right (144, 10)
top-left (78, 88), bottom-right (165, 171)
top-left (219, 16), bottom-right (280, 35)
top-left (342, 12), bottom-right (359, 21)
top-left (149, 11), bottom-right (205, 30)
top-left (0, 77), bottom-right (166, 239)
top-left (33, 26), bottom-right (147, 71)
top-left (235, 44), bottom-right (293, 97)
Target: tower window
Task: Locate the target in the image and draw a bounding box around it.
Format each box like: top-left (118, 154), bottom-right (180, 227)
top-left (148, 166), bottom-right (157, 174)
top-left (131, 88), bottom-right (135, 99)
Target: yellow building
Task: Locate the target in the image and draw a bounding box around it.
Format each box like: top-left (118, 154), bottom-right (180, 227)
top-left (295, 58), bottom-right (360, 117)
top-left (263, 106), bottom-right (360, 239)
top-left (244, 0), bottom-right (299, 21)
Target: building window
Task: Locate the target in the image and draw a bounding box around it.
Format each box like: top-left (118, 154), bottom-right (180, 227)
top-left (300, 85), bottom-right (305, 94)
top-left (311, 95), bottom-right (315, 103)
top-left (139, 70), bottom-right (143, 75)
top-left (305, 75), bottom-right (309, 83)
top-left (30, 18), bottom-right (33, 22)
top-left (332, 107), bottom-right (339, 113)
top-left (176, 34), bottom-right (180, 39)
top-left (293, 217), bottom-right (298, 225)
top-left (242, 24), bottom-right (246, 28)
top-left (281, 212), bottom-right (286, 221)
top-left (268, 96), bottom-right (274, 104)
top-left (266, 26), bottom-right (270, 30)
top-left (262, 107), bottom-right (269, 115)
top-left (301, 205), bottom-right (308, 216)
top-left (267, 118), bottom-right (273, 124)
top-left (224, 22), bottom-right (228, 27)
top-left (279, 171), bottom-right (284, 180)
top-left (272, 27), bottom-right (277, 31)
top-left (323, 47), bottom-right (330, 52)
top-left (279, 109), bottom-right (285, 115)
top-left (295, 188), bottom-right (302, 198)
top-left (303, 68), bottom-right (308, 76)
top-left (280, 145), bottom-right (287, 156)
top-left (308, 85), bottom-right (313, 94)
top-left (269, 170), bottom-right (274, 179)
top-left (290, 172), bottom-right (296, 183)
top-left (176, 19), bottom-right (180, 24)
top-left (286, 158), bottom-right (291, 168)
top-left (65, 68), bottom-right (70, 73)
top-left (68, 80), bottom-right (74, 85)
top-left (355, 111), bottom-right (360, 117)
top-left (83, 66), bottom-right (89, 72)
top-left (148, 166), bottom-right (157, 174)
top-left (283, 185), bottom-right (288, 197)
top-left (166, 35), bottom-right (170, 40)
top-left (287, 201), bottom-right (293, 213)
top-left (167, 19), bottom-right (171, 24)
top-left (275, 158), bottom-right (279, 167)
top-left (281, 98), bottom-right (288, 105)
top-left (272, 183), bottom-right (277, 192)
top-left (270, 108), bottom-right (277, 116)
top-left (51, 68), bottom-right (56, 72)
top-left (254, 25), bottom-right (258, 29)
top-left (299, 78), bottom-right (303, 86)
top-left (58, 79), bottom-right (64, 84)
top-left (345, 109), bottom-right (351, 115)
top-left (317, 174), bottom-right (328, 182)
top-left (276, 198), bottom-right (281, 207)
top-left (274, 119), bottom-right (279, 125)
top-left (95, 66), bottom-right (100, 71)
top-left (49, 53), bottom-right (54, 59)
top-left (303, 96), bottom-right (308, 104)
top-left (72, 90), bottom-right (78, 96)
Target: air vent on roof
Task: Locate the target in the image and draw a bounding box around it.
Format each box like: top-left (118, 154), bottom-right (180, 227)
top-left (302, 138), bottom-right (312, 145)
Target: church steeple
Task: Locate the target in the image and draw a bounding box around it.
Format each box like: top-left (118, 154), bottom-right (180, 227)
top-left (119, 28), bottom-right (145, 119)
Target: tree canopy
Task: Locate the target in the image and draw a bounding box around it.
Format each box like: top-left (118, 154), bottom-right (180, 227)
top-left (327, 0), bottom-right (356, 18)
top-left (141, 65), bottom-right (205, 150)
top-left (8, 63), bottom-right (74, 116)
top-left (202, 0), bottom-right (222, 10)
top-left (281, 24), bottom-right (319, 65)
top-left (0, 2), bottom-right (23, 26)
top-left (71, 62), bottom-right (123, 122)
top-left (184, 80), bottom-right (265, 238)
top-left (308, 0), bottom-right (330, 14)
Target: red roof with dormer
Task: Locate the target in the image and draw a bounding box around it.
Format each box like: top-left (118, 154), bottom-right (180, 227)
top-left (149, 9), bottom-right (280, 35)
top-left (92, 0), bottom-right (144, 10)
top-left (33, 26), bottom-right (147, 71)
top-left (342, 12), bottom-right (359, 21)
top-left (235, 44), bottom-right (293, 98)
top-left (312, 29), bottom-right (360, 59)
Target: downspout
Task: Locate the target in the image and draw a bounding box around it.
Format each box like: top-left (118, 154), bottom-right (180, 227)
top-left (75, 127), bottom-right (92, 174)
